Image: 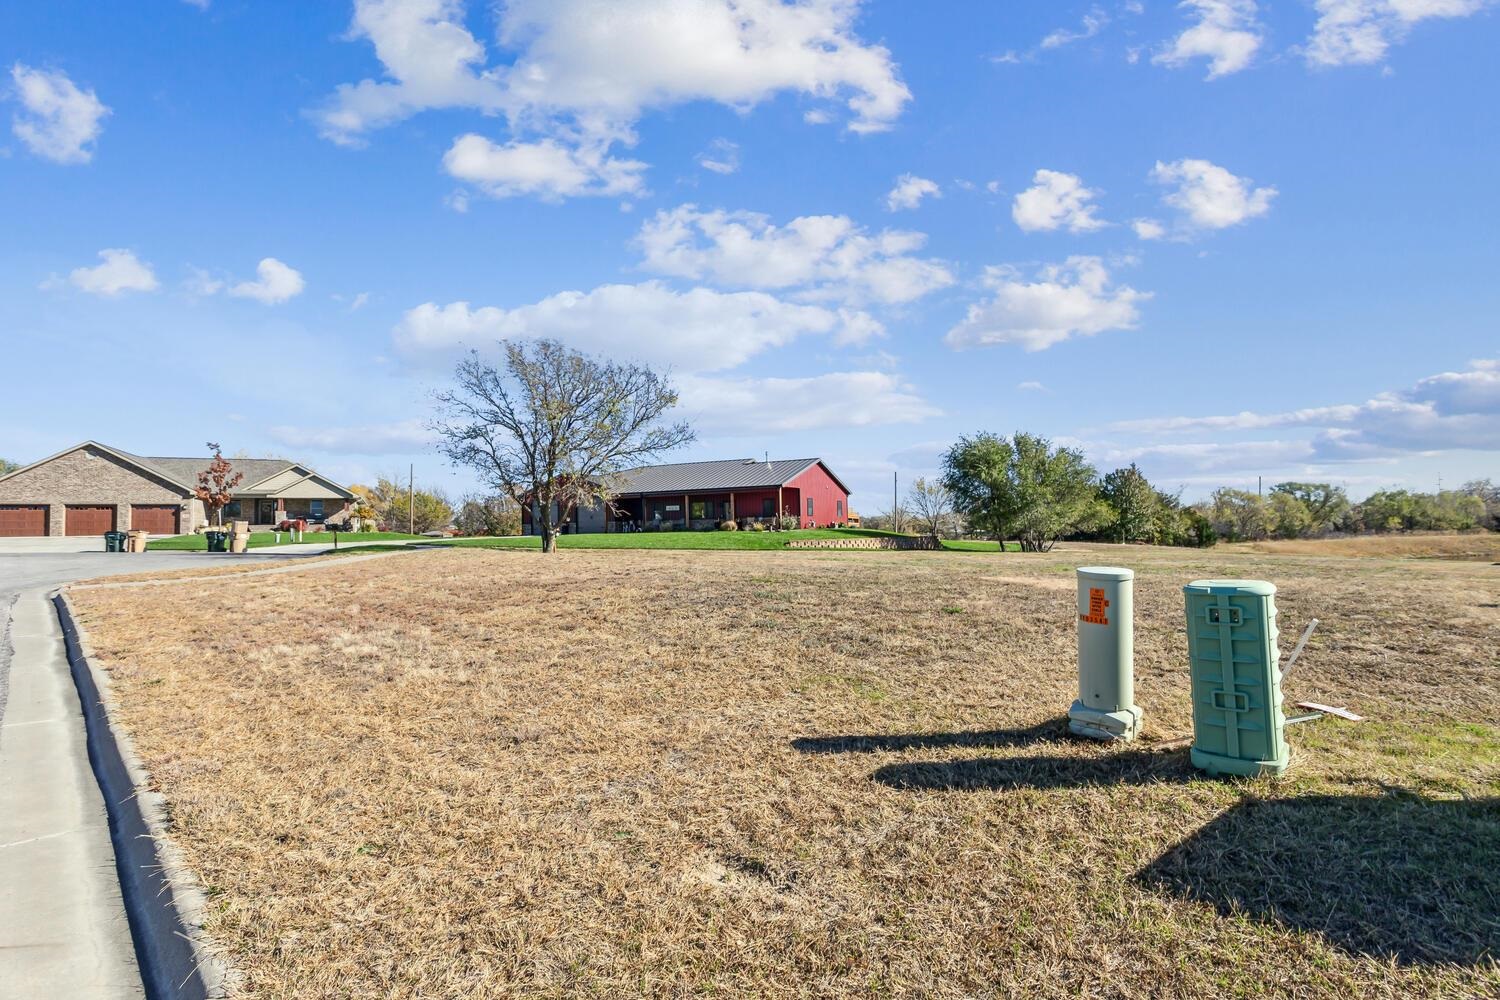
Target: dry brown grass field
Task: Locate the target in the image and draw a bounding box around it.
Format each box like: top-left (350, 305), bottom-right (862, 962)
top-left (70, 543), bottom-right (1500, 999)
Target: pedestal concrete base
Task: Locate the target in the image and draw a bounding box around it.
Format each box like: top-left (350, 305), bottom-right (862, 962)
top-left (1067, 700), bottom-right (1142, 742)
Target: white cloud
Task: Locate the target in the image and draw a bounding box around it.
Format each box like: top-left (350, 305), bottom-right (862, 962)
top-left (442, 133), bottom-right (647, 200)
top-left (268, 419), bottom-right (434, 455)
top-left (64, 249), bottom-right (159, 296)
top-left (1042, 6), bottom-right (1110, 48)
top-left (677, 371), bottom-right (939, 434)
top-left (9, 63), bottom-right (111, 164)
top-left (1150, 158), bottom-right (1275, 233)
top-left (394, 282), bottom-right (874, 373)
top-left (1132, 217), bottom-right (1167, 240)
top-left (944, 256), bottom-right (1150, 352)
top-left (1305, 0), bottom-right (1489, 68)
top-left (1107, 358), bottom-right (1500, 460)
top-left (695, 138), bottom-right (740, 175)
top-left (315, 0), bottom-right (910, 199)
top-left (1153, 0), bottom-right (1265, 79)
top-left (634, 205), bottom-right (954, 306)
top-left (884, 173), bottom-right (941, 212)
top-left (1017, 380), bottom-right (1048, 391)
top-left (311, 0), bottom-right (506, 146)
top-left (228, 258), bottom-right (305, 304)
top-left (1012, 169), bottom-right (1108, 233)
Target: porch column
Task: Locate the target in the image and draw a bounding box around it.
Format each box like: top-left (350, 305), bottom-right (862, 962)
top-left (777, 486), bottom-right (784, 521)
top-left (683, 493), bottom-right (689, 526)
top-left (729, 492), bottom-right (735, 520)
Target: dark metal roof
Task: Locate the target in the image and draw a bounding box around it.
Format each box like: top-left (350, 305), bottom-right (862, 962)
top-left (613, 457), bottom-right (843, 495)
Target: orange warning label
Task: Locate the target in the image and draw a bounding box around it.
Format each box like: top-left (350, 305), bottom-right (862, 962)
top-left (1079, 587), bottom-right (1110, 625)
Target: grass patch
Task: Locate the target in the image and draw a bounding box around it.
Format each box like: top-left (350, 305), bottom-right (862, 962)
top-left (69, 543), bottom-right (1500, 998)
top-left (146, 530), bottom-right (424, 551)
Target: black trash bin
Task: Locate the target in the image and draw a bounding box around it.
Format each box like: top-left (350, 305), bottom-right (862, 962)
top-left (104, 530), bottom-right (127, 553)
top-left (205, 530), bottom-right (228, 553)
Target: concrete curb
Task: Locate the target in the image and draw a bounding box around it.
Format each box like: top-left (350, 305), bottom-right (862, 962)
top-left (53, 591), bottom-right (239, 999)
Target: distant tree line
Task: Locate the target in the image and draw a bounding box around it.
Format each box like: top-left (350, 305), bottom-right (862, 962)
top-left (865, 432), bottom-right (1497, 551)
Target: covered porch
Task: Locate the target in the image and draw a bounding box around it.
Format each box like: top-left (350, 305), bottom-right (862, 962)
top-left (605, 488), bottom-right (797, 532)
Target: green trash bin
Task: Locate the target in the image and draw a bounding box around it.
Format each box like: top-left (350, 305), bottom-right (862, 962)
top-left (1183, 579), bottom-right (1289, 778)
top-left (205, 530), bottom-right (228, 553)
top-left (104, 530), bottom-right (127, 553)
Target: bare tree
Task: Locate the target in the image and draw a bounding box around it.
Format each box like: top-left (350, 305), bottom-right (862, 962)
top-left (432, 339), bottom-right (694, 553)
top-left (905, 476), bottom-right (954, 538)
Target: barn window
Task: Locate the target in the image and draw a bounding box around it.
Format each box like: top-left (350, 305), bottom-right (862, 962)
top-left (806, 497), bottom-right (814, 517)
top-left (762, 498), bottom-right (775, 517)
top-left (690, 501), bottom-right (707, 519)
top-left (836, 499), bottom-right (844, 518)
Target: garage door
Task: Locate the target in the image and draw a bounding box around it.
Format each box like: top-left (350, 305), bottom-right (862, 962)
top-left (65, 505), bottom-right (116, 536)
top-left (130, 505), bottom-right (180, 534)
top-left (0, 505), bottom-right (48, 537)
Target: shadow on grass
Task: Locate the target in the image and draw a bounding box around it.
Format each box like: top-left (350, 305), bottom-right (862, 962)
top-left (793, 718), bottom-right (1067, 755)
top-left (871, 748), bottom-right (1194, 791)
top-left (1139, 791), bottom-right (1500, 966)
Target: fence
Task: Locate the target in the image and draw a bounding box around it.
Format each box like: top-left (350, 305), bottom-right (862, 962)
top-left (784, 535), bottom-right (942, 551)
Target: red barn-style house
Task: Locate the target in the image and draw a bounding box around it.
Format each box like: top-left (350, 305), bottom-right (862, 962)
top-left (522, 457), bottom-right (851, 535)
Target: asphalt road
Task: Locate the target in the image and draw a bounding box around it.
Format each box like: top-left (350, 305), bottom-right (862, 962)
top-left (0, 550), bottom-right (316, 734)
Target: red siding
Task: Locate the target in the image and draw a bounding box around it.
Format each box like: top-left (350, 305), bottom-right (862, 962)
top-left (786, 462), bottom-right (850, 528)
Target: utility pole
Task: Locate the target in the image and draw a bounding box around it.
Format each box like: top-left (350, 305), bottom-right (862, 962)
top-left (893, 470), bottom-right (898, 532)
top-left (1257, 475), bottom-right (1262, 498)
top-left (408, 463), bottom-right (415, 535)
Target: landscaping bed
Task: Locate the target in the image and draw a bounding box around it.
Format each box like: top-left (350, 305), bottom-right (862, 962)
top-left (67, 545), bottom-right (1500, 998)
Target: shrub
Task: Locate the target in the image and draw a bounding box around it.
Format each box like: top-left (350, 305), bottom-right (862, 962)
top-left (777, 514), bottom-right (799, 531)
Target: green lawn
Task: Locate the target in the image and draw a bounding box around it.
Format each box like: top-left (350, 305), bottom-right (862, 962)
top-left (149, 528), bottom-right (1020, 554)
top-left (145, 530), bottom-right (425, 551)
top-left (328, 530), bottom-right (1018, 554)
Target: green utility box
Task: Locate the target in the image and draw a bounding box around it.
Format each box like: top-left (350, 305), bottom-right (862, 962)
top-left (1183, 579), bottom-right (1288, 777)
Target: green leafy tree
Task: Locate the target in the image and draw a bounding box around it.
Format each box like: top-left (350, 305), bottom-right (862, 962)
top-left (1202, 488), bottom-right (1270, 542)
top-left (1100, 464), bottom-right (1160, 543)
top-left (942, 432), bottom-right (1103, 552)
top-left (355, 477), bottom-right (454, 533)
top-left (1268, 491), bottom-right (1314, 539)
top-left (1460, 479), bottom-right (1499, 530)
top-left (0, 457), bottom-right (19, 476)
top-left (1270, 482), bottom-right (1349, 535)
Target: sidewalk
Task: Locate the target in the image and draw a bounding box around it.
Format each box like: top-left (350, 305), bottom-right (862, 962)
top-left (0, 590), bottom-right (144, 999)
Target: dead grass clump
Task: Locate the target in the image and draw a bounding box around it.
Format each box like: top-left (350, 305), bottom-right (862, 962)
top-left (69, 545), bottom-right (1500, 998)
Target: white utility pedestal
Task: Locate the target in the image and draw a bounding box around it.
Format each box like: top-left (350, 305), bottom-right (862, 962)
top-left (1068, 566), bottom-right (1143, 742)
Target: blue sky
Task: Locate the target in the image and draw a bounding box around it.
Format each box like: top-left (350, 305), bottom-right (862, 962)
top-left (3, 1), bottom-right (1496, 508)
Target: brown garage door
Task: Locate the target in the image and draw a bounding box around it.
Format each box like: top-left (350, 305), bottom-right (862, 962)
top-left (130, 505), bottom-right (180, 534)
top-left (65, 505), bottom-right (116, 536)
top-left (0, 505), bottom-right (48, 537)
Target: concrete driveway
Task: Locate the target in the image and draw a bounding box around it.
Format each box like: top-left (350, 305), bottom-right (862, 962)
top-left (0, 547), bottom-right (338, 998)
top-left (0, 536), bottom-right (113, 555)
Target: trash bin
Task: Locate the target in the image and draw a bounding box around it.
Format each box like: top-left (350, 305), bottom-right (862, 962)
top-left (205, 530), bottom-right (228, 553)
top-left (126, 530), bottom-right (149, 553)
top-left (229, 530), bottom-right (249, 554)
top-left (1183, 579), bottom-right (1289, 777)
top-left (104, 530), bottom-right (127, 553)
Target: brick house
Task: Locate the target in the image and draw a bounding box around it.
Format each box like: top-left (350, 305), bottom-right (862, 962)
top-left (521, 457), bottom-right (852, 535)
top-left (0, 441), bottom-right (355, 537)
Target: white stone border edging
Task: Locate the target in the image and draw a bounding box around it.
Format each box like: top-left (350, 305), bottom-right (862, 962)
top-left (53, 591), bottom-right (239, 1000)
